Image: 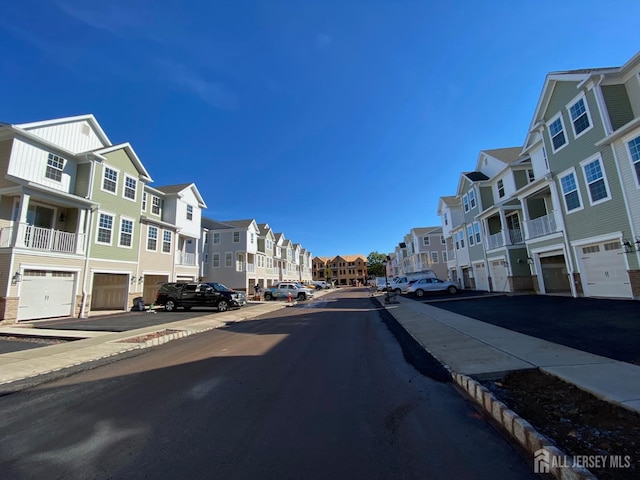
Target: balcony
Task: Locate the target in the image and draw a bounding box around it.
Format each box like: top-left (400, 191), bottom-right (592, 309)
top-left (0, 224), bottom-right (85, 254)
top-left (247, 263), bottom-right (256, 273)
top-left (525, 212), bottom-right (559, 239)
top-left (488, 232), bottom-right (504, 250)
top-left (177, 252), bottom-right (196, 266)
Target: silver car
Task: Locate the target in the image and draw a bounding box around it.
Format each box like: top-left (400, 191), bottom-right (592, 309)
top-left (405, 277), bottom-right (458, 297)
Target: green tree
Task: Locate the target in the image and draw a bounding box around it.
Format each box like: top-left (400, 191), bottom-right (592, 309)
top-left (367, 251), bottom-right (388, 277)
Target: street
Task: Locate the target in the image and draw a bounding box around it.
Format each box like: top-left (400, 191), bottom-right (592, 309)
top-left (0, 289), bottom-right (538, 479)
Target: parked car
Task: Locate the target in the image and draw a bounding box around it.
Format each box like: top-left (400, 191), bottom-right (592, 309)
top-left (155, 282), bottom-right (242, 312)
top-left (264, 282), bottom-right (315, 301)
top-left (310, 280), bottom-right (331, 290)
top-left (387, 271), bottom-right (437, 294)
top-left (374, 277), bottom-right (390, 291)
top-left (405, 278), bottom-right (458, 297)
top-left (206, 282), bottom-right (247, 306)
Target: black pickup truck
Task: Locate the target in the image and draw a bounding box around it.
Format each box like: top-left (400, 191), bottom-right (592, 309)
top-left (155, 282), bottom-right (243, 312)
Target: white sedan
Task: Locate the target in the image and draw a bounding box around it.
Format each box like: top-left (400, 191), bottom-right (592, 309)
top-left (405, 278), bottom-right (458, 297)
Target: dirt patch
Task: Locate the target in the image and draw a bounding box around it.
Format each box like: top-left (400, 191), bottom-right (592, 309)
top-left (0, 334), bottom-right (74, 345)
top-left (482, 369), bottom-right (640, 480)
top-left (118, 329), bottom-right (183, 344)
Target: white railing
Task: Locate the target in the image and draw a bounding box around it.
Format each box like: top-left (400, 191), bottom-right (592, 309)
top-left (0, 225), bottom-right (84, 254)
top-left (488, 231), bottom-right (504, 249)
top-left (526, 212), bottom-right (558, 239)
top-left (508, 228), bottom-right (523, 244)
top-left (177, 252), bottom-right (196, 266)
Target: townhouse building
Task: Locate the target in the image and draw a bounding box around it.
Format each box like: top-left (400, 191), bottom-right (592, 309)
top-left (391, 227), bottom-right (448, 280)
top-left (256, 223), bottom-right (278, 287)
top-left (0, 115), bottom-right (209, 324)
top-left (436, 51), bottom-right (640, 300)
top-left (517, 54), bottom-right (640, 299)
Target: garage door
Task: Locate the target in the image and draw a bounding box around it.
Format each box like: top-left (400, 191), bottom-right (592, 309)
top-left (540, 254), bottom-right (571, 294)
top-left (18, 270), bottom-right (75, 321)
top-left (91, 273), bottom-right (127, 310)
top-left (490, 260), bottom-right (510, 292)
top-left (143, 274), bottom-right (169, 303)
top-left (580, 241), bottom-right (632, 299)
top-left (473, 262), bottom-right (489, 291)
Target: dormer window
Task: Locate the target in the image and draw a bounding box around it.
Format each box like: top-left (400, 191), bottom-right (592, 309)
top-left (469, 189), bottom-right (476, 209)
top-left (46, 153), bottom-right (64, 182)
top-left (186, 205), bottom-right (193, 221)
top-left (497, 179), bottom-right (505, 198)
top-left (463, 194), bottom-right (469, 212)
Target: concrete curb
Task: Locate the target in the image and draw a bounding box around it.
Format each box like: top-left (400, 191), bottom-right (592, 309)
top-left (452, 372), bottom-right (597, 480)
top-left (372, 293), bottom-right (598, 480)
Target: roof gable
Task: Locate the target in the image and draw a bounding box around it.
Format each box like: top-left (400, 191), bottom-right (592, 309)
top-left (94, 143), bottom-right (153, 183)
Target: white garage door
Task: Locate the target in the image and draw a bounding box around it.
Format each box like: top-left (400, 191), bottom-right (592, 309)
top-left (473, 262), bottom-right (489, 291)
top-left (490, 260), bottom-right (510, 292)
top-left (18, 270), bottom-right (75, 321)
top-left (580, 241), bottom-right (632, 299)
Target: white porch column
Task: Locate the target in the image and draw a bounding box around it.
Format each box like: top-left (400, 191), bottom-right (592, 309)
top-left (521, 199), bottom-right (531, 240)
top-left (499, 209), bottom-right (509, 246)
top-left (13, 193), bottom-right (30, 247)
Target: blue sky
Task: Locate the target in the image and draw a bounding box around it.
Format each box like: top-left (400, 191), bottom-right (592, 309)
top-left (1, 1), bottom-right (639, 258)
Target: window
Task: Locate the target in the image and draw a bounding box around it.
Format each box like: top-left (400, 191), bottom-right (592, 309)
top-left (204, 253), bottom-right (208, 264)
top-left (423, 236), bottom-right (430, 246)
top-left (225, 252), bottom-right (232, 267)
top-left (444, 212), bottom-right (448, 226)
top-left (147, 226), bottom-right (158, 251)
top-left (474, 222), bottom-right (481, 244)
top-left (142, 192), bottom-right (147, 211)
top-left (97, 213), bottom-right (113, 244)
top-left (627, 135), bottom-right (640, 185)
top-left (581, 157), bottom-right (610, 204)
top-left (46, 153), bottom-right (64, 182)
top-left (431, 252), bottom-right (439, 263)
top-left (463, 194), bottom-right (469, 212)
top-left (119, 218), bottom-right (133, 247)
top-left (497, 179), bottom-right (505, 198)
top-left (233, 232), bottom-right (240, 243)
top-left (151, 196), bottom-right (161, 215)
top-left (467, 225), bottom-right (474, 246)
top-left (527, 169), bottom-right (535, 183)
top-left (469, 189), bottom-right (476, 209)
top-left (186, 205), bottom-right (193, 221)
top-left (559, 170), bottom-right (582, 212)
top-left (213, 232), bottom-right (220, 244)
top-left (548, 115), bottom-right (567, 152)
top-left (568, 95), bottom-right (591, 137)
top-left (236, 253), bottom-right (244, 271)
top-left (103, 166), bottom-right (118, 193)
top-left (442, 251), bottom-right (447, 262)
top-left (162, 230), bottom-right (172, 253)
top-left (441, 235), bottom-right (445, 244)
top-left (124, 176), bottom-right (136, 200)
top-left (250, 233), bottom-right (254, 244)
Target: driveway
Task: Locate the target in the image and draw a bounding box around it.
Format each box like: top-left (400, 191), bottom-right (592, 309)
top-left (415, 294), bottom-right (640, 365)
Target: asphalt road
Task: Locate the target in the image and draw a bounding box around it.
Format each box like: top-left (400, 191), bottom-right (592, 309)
top-left (0, 289), bottom-right (539, 480)
top-left (417, 294), bottom-right (640, 364)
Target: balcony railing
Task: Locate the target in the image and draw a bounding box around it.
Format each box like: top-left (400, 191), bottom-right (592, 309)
top-left (525, 212), bottom-right (558, 239)
top-left (177, 252), bottom-right (196, 266)
top-left (247, 263), bottom-right (256, 273)
top-left (509, 228), bottom-right (523, 245)
top-left (488, 232), bottom-right (504, 249)
top-left (0, 224), bottom-right (84, 254)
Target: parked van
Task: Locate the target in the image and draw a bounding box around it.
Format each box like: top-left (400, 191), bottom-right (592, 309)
top-left (387, 271), bottom-right (436, 294)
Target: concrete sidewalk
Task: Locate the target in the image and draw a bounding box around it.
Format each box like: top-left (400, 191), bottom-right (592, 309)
top-left (380, 294), bottom-right (640, 413)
